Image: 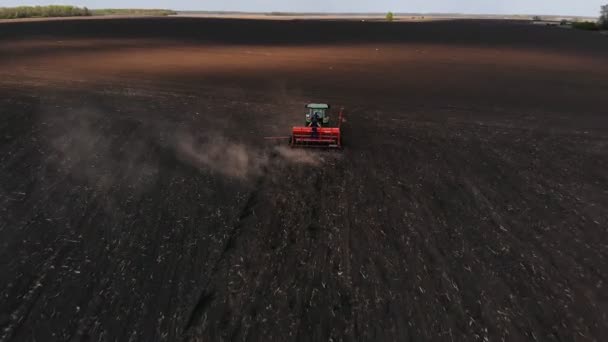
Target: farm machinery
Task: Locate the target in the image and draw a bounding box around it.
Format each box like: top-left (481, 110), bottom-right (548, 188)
top-left (265, 103), bottom-right (344, 148)
top-left (290, 103), bottom-right (342, 148)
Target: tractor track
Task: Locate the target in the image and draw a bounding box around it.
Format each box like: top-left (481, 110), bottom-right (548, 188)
top-left (184, 151), bottom-right (276, 336)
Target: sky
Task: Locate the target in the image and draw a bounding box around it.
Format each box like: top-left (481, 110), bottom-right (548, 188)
top-left (1, 0), bottom-right (605, 17)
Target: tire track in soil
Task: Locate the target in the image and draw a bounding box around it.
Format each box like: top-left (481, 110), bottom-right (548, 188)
top-left (184, 155), bottom-right (271, 334)
top-left (0, 242), bottom-right (68, 342)
top-left (182, 149), bottom-right (350, 341)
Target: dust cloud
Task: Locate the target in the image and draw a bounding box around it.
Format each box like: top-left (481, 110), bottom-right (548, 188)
top-left (175, 134), bottom-right (268, 180)
top-left (45, 106), bottom-right (326, 188)
top-left (45, 107), bottom-right (159, 193)
top-left (273, 146), bottom-right (322, 166)
top-left (174, 134), bottom-right (324, 180)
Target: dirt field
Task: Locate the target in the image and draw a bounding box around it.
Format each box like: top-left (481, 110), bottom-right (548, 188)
top-left (1, 17), bottom-right (607, 341)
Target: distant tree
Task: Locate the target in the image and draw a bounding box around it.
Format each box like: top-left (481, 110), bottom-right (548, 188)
top-left (532, 15), bottom-right (542, 21)
top-left (386, 11), bottom-right (394, 22)
top-left (600, 4), bottom-right (608, 29)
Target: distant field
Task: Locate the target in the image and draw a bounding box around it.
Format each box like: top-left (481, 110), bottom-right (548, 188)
top-left (1, 17), bottom-right (607, 342)
top-left (91, 8), bottom-right (176, 16)
top-left (0, 8), bottom-right (597, 23)
top-left (174, 11), bottom-right (597, 22)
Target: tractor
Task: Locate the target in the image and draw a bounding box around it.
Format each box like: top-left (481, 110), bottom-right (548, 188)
top-left (263, 103), bottom-right (344, 149)
top-left (291, 103), bottom-right (343, 148)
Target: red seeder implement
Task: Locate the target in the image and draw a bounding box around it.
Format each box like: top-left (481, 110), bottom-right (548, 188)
top-left (290, 107), bottom-right (343, 148)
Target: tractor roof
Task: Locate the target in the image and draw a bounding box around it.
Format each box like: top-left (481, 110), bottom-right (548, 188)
top-left (306, 103), bottom-right (330, 109)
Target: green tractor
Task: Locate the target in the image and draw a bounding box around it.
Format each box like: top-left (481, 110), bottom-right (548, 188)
top-left (305, 103), bottom-right (331, 126)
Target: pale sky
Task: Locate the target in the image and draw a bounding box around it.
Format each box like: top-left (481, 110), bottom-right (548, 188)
top-left (1, 0), bottom-right (605, 16)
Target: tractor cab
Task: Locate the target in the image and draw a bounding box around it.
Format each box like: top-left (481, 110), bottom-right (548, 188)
top-left (305, 103), bottom-right (330, 126)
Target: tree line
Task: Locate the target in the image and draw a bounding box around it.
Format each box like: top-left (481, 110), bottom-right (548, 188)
top-left (0, 6), bottom-right (177, 19)
top-left (0, 6), bottom-right (91, 19)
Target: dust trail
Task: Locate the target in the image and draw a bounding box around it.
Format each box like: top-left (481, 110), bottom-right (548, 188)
top-left (175, 133), bottom-right (268, 180)
top-left (273, 146), bottom-right (323, 166)
top-left (46, 105), bottom-right (325, 185)
top-left (45, 107), bottom-right (158, 192)
top-left (175, 134), bottom-right (325, 180)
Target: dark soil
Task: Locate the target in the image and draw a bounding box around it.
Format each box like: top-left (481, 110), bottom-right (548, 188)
top-left (1, 17), bottom-right (607, 342)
